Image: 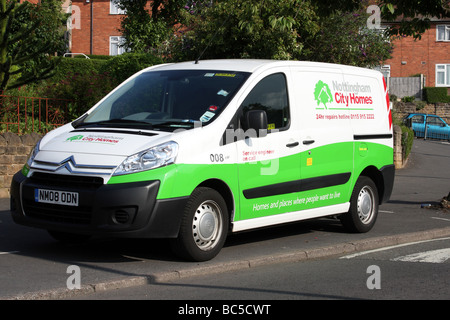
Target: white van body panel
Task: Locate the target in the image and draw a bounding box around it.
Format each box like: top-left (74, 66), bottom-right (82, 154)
top-left (11, 60), bottom-right (395, 261)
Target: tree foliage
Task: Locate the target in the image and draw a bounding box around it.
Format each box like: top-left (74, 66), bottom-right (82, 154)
top-left (117, 0), bottom-right (449, 64)
top-left (116, 0), bottom-right (187, 54)
top-left (174, 0), bottom-right (319, 61)
top-left (0, 0), bottom-right (68, 91)
top-left (302, 9), bottom-right (393, 67)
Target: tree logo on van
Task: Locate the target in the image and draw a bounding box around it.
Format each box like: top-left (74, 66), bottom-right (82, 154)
top-left (66, 135), bottom-right (84, 142)
top-left (314, 80), bottom-right (333, 109)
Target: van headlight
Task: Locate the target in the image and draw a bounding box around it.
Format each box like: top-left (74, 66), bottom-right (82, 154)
top-left (113, 141), bottom-right (179, 176)
top-left (26, 140), bottom-right (41, 168)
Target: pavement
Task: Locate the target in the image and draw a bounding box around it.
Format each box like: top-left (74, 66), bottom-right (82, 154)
top-left (0, 138), bottom-right (449, 300)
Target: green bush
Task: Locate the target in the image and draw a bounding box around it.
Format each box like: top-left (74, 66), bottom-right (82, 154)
top-left (401, 96), bottom-right (415, 103)
top-left (73, 54), bottom-right (112, 60)
top-left (424, 87), bottom-right (450, 103)
top-left (400, 125), bottom-right (414, 159)
top-left (42, 71), bottom-right (115, 119)
top-left (0, 116), bottom-right (54, 134)
top-left (99, 53), bottom-right (163, 86)
top-left (51, 57), bottom-right (107, 82)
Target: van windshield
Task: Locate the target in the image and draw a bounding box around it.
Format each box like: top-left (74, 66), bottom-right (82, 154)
top-left (75, 70), bottom-right (250, 131)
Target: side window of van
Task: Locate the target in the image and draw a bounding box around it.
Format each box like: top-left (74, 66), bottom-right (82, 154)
top-left (240, 73), bottom-right (290, 131)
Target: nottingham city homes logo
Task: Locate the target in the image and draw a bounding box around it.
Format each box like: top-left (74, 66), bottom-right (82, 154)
top-left (313, 80), bottom-right (374, 111)
top-left (65, 134), bottom-right (123, 145)
top-left (313, 79), bottom-right (376, 122)
top-left (314, 80), bottom-right (333, 109)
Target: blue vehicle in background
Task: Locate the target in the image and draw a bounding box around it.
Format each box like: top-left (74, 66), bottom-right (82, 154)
top-left (404, 113), bottom-right (450, 141)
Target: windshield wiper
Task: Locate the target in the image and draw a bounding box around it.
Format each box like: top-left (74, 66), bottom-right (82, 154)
top-left (153, 120), bottom-right (200, 128)
top-left (75, 119), bottom-right (154, 129)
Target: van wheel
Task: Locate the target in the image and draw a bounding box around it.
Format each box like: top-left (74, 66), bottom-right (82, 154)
top-left (170, 187), bottom-right (229, 262)
top-left (340, 176), bottom-right (379, 233)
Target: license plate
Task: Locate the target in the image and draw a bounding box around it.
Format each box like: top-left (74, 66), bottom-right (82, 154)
top-left (35, 189), bottom-right (79, 207)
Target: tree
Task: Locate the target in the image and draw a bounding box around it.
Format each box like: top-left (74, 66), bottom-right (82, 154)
top-left (117, 0), bottom-right (450, 62)
top-left (302, 9), bottom-right (393, 67)
top-left (174, 0), bottom-right (393, 66)
top-left (116, 0), bottom-right (188, 54)
top-left (174, 0), bottom-right (319, 61)
top-left (0, 0), bottom-right (67, 91)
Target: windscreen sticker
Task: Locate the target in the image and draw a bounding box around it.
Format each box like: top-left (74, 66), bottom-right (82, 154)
top-left (215, 73), bottom-right (236, 77)
top-left (209, 105), bottom-right (218, 112)
top-left (217, 89), bottom-right (229, 97)
top-left (204, 73), bottom-right (215, 77)
top-left (200, 111), bottom-right (216, 122)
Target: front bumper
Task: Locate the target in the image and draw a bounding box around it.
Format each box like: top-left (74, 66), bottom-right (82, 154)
top-left (10, 171), bottom-right (188, 238)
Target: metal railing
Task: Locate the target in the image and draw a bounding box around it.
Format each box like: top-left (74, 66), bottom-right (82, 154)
top-left (0, 94), bottom-right (74, 134)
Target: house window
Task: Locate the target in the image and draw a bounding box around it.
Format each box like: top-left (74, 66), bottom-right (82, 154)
top-left (110, 36), bottom-right (126, 56)
top-left (436, 25), bottom-right (450, 41)
top-left (110, 0), bottom-right (126, 15)
top-left (436, 64), bottom-right (450, 86)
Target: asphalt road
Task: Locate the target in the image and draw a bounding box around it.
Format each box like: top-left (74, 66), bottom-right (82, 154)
top-left (69, 236), bottom-right (450, 300)
top-left (0, 138), bottom-right (449, 300)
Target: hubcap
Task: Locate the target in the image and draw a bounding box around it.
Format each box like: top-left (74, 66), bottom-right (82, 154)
top-left (357, 186), bottom-right (375, 224)
top-left (192, 200), bottom-right (222, 251)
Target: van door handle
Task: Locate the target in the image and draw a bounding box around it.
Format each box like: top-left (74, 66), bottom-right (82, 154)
top-left (303, 140), bottom-right (315, 145)
top-left (286, 142), bottom-right (299, 148)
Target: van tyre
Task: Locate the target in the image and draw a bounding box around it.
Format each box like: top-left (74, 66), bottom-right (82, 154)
top-left (340, 176), bottom-right (379, 233)
top-left (170, 187), bottom-right (229, 262)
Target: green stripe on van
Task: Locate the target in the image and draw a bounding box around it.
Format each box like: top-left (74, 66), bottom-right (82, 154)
top-left (107, 141), bottom-right (393, 221)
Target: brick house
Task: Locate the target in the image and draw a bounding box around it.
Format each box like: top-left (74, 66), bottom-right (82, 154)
top-left (68, 0), bottom-right (130, 56)
top-left (382, 19), bottom-right (450, 90)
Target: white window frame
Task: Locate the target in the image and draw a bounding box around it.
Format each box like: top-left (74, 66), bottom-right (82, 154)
top-left (110, 36), bottom-right (126, 56)
top-left (436, 25), bottom-right (450, 41)
top-left (436, 64), bottom-right (450, 87)
top-left (110, 0), bottom-right (126, 15)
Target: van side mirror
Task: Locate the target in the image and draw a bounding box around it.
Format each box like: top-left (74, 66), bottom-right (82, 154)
top-left (244, 110), bottom-right (268, 138)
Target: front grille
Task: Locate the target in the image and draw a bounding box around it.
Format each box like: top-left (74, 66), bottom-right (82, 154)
top-left (30, 172), bottom-right (104, 189)
top-left (23, 200), bottom-right (92, 225)
top-left (23, 172), bottom-right (103, 225)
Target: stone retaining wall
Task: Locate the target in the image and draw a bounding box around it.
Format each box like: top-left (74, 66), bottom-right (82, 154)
top-left (394, 102), bottom-right (450, 123)
top-left (0, 132), bottom-right (42, 198)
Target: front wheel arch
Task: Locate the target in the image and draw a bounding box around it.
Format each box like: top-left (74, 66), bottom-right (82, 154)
top-left (170, 187), bottom-right (229, 261)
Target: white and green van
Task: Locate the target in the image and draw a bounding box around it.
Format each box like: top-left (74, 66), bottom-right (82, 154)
top-left (11, 60), bottom-right (395, 261)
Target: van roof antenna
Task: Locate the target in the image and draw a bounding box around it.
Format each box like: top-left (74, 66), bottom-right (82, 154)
top-left (195, 16), bottom-right (230, 64)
